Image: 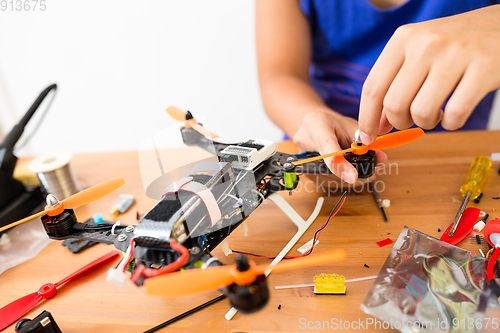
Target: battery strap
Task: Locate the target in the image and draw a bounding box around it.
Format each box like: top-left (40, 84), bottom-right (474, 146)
top-left (161, 177), bottom-right (221, 226)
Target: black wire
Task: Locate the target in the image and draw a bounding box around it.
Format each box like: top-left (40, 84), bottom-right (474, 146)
top-left (143, 294), bottom-right (227, 333)
top-left (15, 87), bottom-right (57, 150)
top-left (4, 84), bottom-right (58, 151)
top-left (233, 190), bottom-right (348, 259)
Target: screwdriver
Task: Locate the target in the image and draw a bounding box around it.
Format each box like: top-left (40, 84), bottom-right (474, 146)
top-left (368, 181), bottom-right (387, 222)
top-left (449, 155), bottom-right (492, 237)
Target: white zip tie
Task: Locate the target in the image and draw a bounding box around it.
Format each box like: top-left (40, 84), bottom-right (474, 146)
top-left (226, 194), bottom-right (239, 201)
top-left (111, 220), bottom-right (121, 235)
top-left (201, 257), bottom-right (219, 270)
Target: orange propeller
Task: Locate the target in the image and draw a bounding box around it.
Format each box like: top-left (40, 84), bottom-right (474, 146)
top-left (292, 128), bottom-right (425, 165)
top-left (0, 177), bottom-right (125, 233)
top-left (145, 249), bottom-right (346, 297)
top-left (166, 106), bottom-right (219, 139)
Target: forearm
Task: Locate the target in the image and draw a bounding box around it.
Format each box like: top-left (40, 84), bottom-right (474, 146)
top-left (259, 72), bottom-right (343, 138)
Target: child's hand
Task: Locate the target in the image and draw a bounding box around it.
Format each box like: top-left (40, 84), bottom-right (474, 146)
top-left (293, 110), bottom-right (388, 184)
top-left (358, 5), bottom-right (500, 144)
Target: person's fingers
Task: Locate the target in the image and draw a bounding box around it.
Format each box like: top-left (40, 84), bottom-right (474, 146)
top-left (442, 64), bottom-right (491, 130)
top-left (361, 150), bottom-right (389, 182)
top-left (328, 155), bottom-right (358, 184)
top-left (382, 59), bottom-right (430, 130)
top-left (410, 61), bottom-right (465, 129)
top-left (359, 28), bottom-right (406, 145)
top-left (292, 112), bottom-right (358, 183)
top-left (375, 150), bottom-right (388, 165)
top-left (378, 109), bottom-right (393, 135)
top-left (293, 127), bottom-right (316, 152)
top-left (312, 134), bottom-right (358, 184)
top-left (308, 122), bottom-right (357, 183)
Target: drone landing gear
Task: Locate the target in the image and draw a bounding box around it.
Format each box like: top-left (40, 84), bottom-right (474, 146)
top-left (225, 193), bottom-right (324, 320)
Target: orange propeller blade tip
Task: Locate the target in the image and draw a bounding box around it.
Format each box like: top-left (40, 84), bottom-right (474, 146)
top-left (368, 127), bottom-right (425, 151)
top-left (145, 266), bottom-right (233, 296)
top-left (256, 249), bottom-right (347, 275)
top-left (61, 177), bottom-right (125, 209)
top-left (0, 210), bottom-right (48, 233)
top-left (166, 106), bottom-right (187, 122)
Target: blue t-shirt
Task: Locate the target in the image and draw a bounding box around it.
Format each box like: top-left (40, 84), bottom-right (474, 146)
top-left (299, 0), bottom-right (500, 130)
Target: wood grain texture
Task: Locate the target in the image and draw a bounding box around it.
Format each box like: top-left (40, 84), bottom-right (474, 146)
top-left (1, 130), bottom-right (499, 332)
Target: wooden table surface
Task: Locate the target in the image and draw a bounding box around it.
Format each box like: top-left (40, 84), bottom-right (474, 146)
top-left (1, 130), bottom-right (500, 333)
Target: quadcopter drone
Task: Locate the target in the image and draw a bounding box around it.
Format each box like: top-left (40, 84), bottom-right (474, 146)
top-left (0, 106), bottom-right (425, 317)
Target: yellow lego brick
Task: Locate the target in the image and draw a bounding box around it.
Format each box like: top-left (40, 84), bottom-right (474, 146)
top-left (313, 273), bottom-right (346, 295)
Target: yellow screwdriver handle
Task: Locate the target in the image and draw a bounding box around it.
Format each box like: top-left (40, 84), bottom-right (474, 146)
top-left (460, 155), bottom-right (491, 199)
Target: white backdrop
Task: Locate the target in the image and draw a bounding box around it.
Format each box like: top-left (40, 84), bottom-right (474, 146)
top-left (0, 0), bottom-right (499, 157)
top-left (0, 0), bottom-right (281, 156)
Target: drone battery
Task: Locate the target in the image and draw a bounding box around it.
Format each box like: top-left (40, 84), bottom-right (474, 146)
top-left (131, 162), bottom-right (234, 252)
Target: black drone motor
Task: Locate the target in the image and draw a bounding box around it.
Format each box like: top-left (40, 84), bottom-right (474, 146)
top-left (227, 255), bottom-right (270, 313)
top-left (344, 150), bottom-right (376, 178)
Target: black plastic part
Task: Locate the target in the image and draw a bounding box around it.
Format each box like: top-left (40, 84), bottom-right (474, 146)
top-left (15, 319), bottom-right (31, 332)
top-left (344, 150), bottom-right (376, 178)
top-left (235, 255), bottom-right (250, 272)
top-left (0, 185), bottom-right (44, 231)
top-left (0, 84), bottom-right (57, 179)
top-left (61, 217), bottom-right (103, 253)
top-left (0, 169), bottom-right (24, 209)
top-left (42, 209), bottom-right (77, 237)
top-left (61, 238), bottom-right (98, 253)
top-left (15, 310), bottom-right (62, 333)
top-left (476, 235), bottom-right (482, 244)
top-left (239, 140), bottom-right (264, 150)
top-left (227, 274), bottom-right (269, 313)
top-left (48, 221), bottom-right (126, 244)
top-left (489, 279), bottom-right (500, 298)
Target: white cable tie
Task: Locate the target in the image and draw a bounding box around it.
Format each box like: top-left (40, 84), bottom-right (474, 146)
top-left (111, 220), bottom-right (122, 235)
top-left (201, 257), bottom-right (219, 270)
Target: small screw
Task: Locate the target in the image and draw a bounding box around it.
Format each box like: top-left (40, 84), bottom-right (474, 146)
top-left (190, 247), bottom-right (200, 255)
top-left (117, 234), bottom-right (127, 242)
top-left (283, 162), bottom-right (293, 169)
top-left (125, 226), bottom-right (135, 233)
top-left (286, 157), bottom-right (295, 162)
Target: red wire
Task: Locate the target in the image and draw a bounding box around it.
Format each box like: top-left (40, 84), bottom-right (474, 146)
top-left (393, 273), bottom-right (422, 314)
top-left (142, 240), bottom-right (189, 278)
top-left (487, 248), bottom-right (500, 281)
